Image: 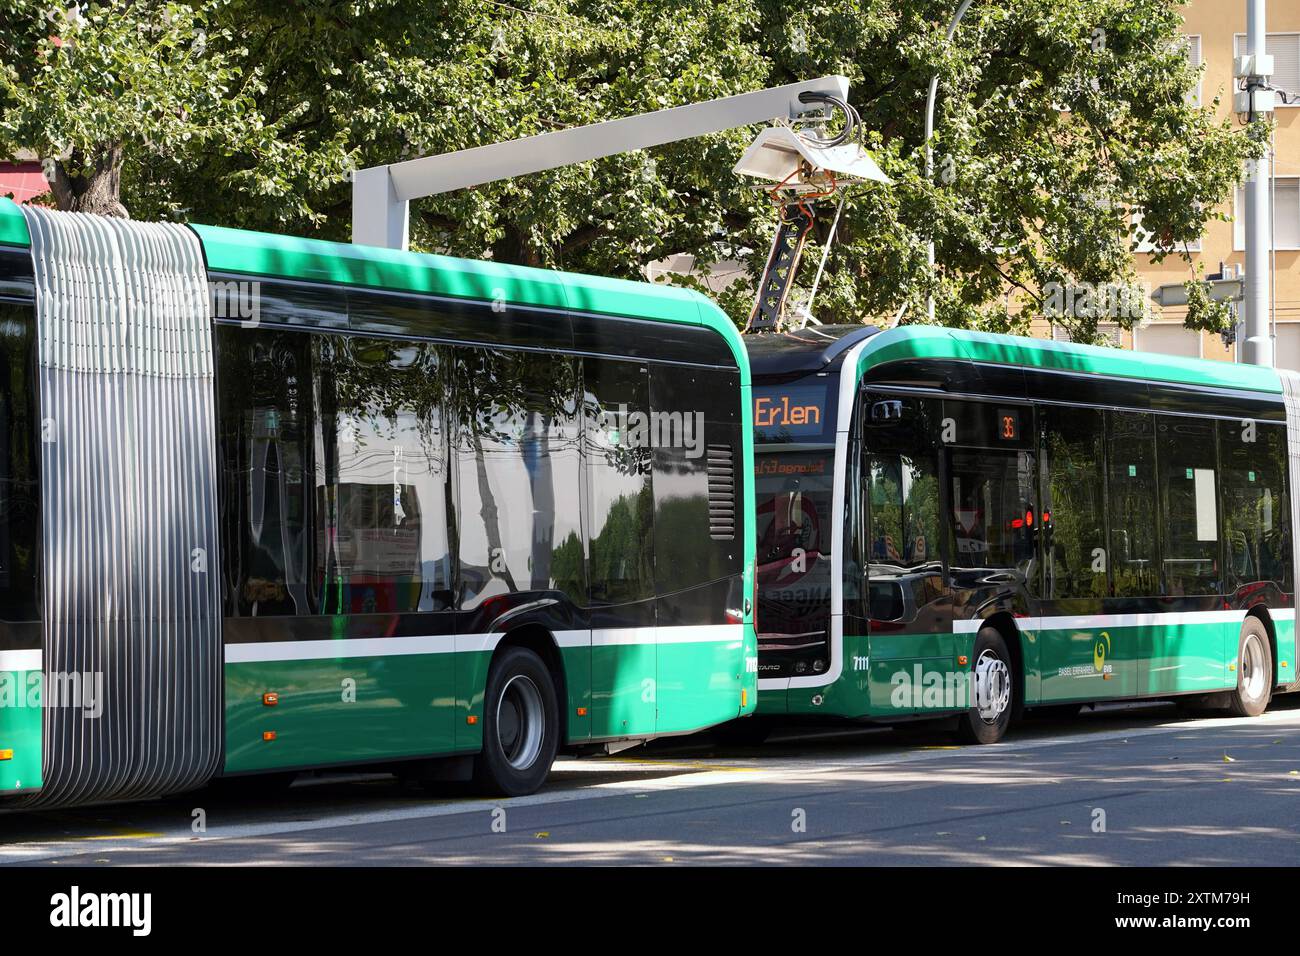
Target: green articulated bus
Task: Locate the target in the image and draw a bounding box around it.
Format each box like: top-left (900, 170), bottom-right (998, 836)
top-left (0, 198), bottom-right (755, 807)
top-left (747, 323), bottom-right (1300, 743)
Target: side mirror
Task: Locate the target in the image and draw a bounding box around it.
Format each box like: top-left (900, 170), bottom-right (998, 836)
top-left (870, 399), bottom-right (903, 423)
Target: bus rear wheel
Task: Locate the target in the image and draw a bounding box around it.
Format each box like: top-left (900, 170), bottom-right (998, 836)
top-left (956, 628), bottom-right (1015, 745)
top-left (474, 646), bottom-right (560, 797)
top-left (1228, 618), bottom-right (1272, 718)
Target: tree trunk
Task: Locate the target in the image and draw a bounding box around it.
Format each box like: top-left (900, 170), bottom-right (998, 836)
top-left (49, 145), bottom-right (130, 218)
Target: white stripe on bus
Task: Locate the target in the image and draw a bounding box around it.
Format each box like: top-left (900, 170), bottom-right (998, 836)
top-left (759, 607), bottom-right (1293, 690)
top-left (225, 634), bottom-right (457, 664)
top-left (223, 625), bottom-right (742, 664)
top-left (0, 649), bottom-right (41, 671)
top-left (952, 609), bottom-right (1267, 634)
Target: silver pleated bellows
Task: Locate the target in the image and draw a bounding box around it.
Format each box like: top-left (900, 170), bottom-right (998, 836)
top-left (20, 205), bottom-right (222, 806)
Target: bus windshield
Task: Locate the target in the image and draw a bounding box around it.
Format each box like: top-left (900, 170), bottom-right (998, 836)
top-left (755, 448), bottom-right (834, 678)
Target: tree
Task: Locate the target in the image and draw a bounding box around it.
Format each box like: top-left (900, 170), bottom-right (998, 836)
top-left (1, 0), bottom-right (1260, 338)
top-left (742, 0), bottom-right (1263, 340)
top-left (0, 0), bottom-right (351, 219)
top-left (130, 0), bottom-right (768, 247)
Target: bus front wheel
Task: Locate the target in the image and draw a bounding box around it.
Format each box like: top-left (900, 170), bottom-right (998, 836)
top-left (474, 646), bottom-right (560, 797)
top-left (956, 628), bottom-right (1015, 745)
top-left (1228, 618), bottom-right (1272, 718)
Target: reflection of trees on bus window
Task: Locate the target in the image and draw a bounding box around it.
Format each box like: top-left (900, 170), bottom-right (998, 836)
top-left (868, 456), bottom-right (939, 568)
top-left (1106, 411), bottom-right (1158, 597)
top-left (219, 328), bottom-right (458, 617)
top-left (583, 358), bottom-right (653, 609)
top-left (948, 451), bottom-right (1036, 571)
top-left (1041, 406), bottom-right (1107, 601)
top-left (1156, 416), bottom-right (1219, 597)
top-left (316, 335), bottom-right (451, 614)
top-left (455, 349), bottom-right (583, 609)
top-left (1220, 419), bottom-right (1291, 594)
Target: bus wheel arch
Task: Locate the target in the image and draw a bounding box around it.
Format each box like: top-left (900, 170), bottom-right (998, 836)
top-left (956, 623), bottom-right (1017, 744)
top-left (475, 628), bottom-right (564, 796)
top-left (978, 612), bottom-right (1026, 722)
top-left (1244, 606), bottom-right (1278, 691)
top-left (492, 625), bottom-right (568, 743)
top-left (1230, 614), bottom-right (1273, 718)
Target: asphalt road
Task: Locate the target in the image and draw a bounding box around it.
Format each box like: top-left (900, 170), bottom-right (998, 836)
top-left (4, 699), bottom-right (1300, 866)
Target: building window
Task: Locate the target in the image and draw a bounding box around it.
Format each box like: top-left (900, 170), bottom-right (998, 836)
top-left (1234, 33), bottom-right (1300, 107)
top-left (1184, 34), bottom-right (1203, 107)
top-left (1134, 322), bottom-right (1202, 358)
top-left (1234, 177), bottom-right (1300, 251)
top-left (1133, 209), bottom-right (1201, 254)
top-left (1274, 323), bottom-right (1300, 373)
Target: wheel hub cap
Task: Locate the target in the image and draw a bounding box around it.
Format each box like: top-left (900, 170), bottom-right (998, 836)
top-left (497, 675), bottom-right (545, 771)
top-left (1242, 635), bottom-right (1266, 700)
top-left (974, 649), bottom-right (1011, 723)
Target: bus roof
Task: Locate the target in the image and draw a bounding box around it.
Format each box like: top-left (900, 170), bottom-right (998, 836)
top-left (858, 325), bottom-right (1282, 395)
top-left (0, 197), bottom-right (746, 370)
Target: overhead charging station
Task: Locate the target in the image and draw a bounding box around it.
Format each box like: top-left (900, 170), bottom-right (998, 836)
top-left (351, 75), bottom-right (890, 332)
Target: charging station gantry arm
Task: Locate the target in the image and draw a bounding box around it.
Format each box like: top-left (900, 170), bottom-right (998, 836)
top-left (351, 76), bottom-right (851, 250)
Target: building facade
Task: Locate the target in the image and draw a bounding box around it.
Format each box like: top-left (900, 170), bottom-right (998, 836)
top-left (1035, 0), bottom-right (1300, 367)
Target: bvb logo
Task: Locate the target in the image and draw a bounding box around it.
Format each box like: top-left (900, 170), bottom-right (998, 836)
top-left (1093, 631), bottom-right (1112, 673)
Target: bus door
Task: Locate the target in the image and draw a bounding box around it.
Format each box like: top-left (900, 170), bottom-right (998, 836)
top-left (860, 394), bottom-right (953, 716)
top-left (942, 401), bottom-right (1041, 701)
top-left (584, 359), bottom-right (657, 740)
top-left (1037, 406), bottom-right (1138, 702)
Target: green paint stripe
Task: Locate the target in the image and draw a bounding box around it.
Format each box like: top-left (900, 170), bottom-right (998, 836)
top-left (0, 197), bottom-right (30, 247)
top-left (0, 199), bottom-right (749, 381)
top-left (190, 221), bottom-right (748, 375)
top-left (193, 222), bottom-right (570, 309)
top-left (858, 326), bottom-right (1282, 395)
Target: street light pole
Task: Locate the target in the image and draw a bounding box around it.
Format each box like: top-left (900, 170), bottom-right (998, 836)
top-left (1242, 0), bottom-right (1274, 367)
top-left (925, 0), bottom-right (974, 324)
top-left (352, 76), bottom-right (851, 250)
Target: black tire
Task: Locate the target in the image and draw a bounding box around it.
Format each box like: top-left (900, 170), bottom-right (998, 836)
top-left (1228, 617), bottom-right (1272, 718)
top-left (710, 717), bottom-right (773, 747)
top-left (956, 627), bottom-right (1016, 744)
top-left (473, 646), bottom-right (560, 797)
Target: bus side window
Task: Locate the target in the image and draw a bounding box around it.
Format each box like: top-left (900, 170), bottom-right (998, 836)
top-left (1106, 411), bottom-right (1159, 597)
top-left (0, 303), bottom-right (39, 624)
top-left (1039, 406), bottom-right (1107, 602)
top-left (217, 327), bottom-right (315, 617)
top-left (947, 449), bottom-right (1036, 573)
top-left (649, 363), bottom-right (743, 622)
top-left (1219, 418), bottom-right (1291, 595)
top-left (454, 348), bottom-right (583, 610)
top-left (583, 358), bottom-right (655, 619)
top-left (319, 336), bottom-right (455, 615)
top-left (862, 395), bottom-right (942, 573)
top-left (1156, 416), bottom-right (1219, 597)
